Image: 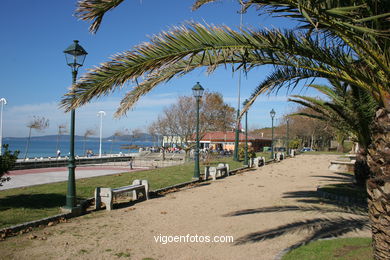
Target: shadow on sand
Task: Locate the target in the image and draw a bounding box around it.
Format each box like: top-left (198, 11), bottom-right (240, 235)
top-left (223, 188), bottom-right (368, 250)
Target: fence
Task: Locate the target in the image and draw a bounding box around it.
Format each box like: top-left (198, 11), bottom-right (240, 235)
top-left (13, 153), bottom-right (186, 170)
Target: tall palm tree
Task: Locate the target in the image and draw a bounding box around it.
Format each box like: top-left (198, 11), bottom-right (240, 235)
top-left (62, 1), bottom-right (389, 258)
top-left (288, 81), bottom-right (377, 187)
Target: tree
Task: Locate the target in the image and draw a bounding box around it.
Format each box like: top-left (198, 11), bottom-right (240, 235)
top-left (63, 1), bottom-right (390, 258)
top-left (288, 82), bottom-right (377, 186)
top-left (283, 110), bottom-right (334, 151)
top-left (110, 129), bottom-right (125, 154)
top-left (0, 144), bottom-right (19, 186)
top-left (147, 123), bottom-right (160, 147)
top-left (151, 92), bottom-right (235, 160)
top-left (24, 116), bottom-right (49, 159)
top-left (56, 123), bottom-right (68, 153)
top-left (83, 128), bottom-right (96, 156)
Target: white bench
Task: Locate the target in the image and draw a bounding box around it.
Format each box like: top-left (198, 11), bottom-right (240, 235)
top-left (95, 179), bottom-right (149, 211)
top-left (274, 152), bottom-right (285, 161)
top-left (253, 157), bottom-right (265, 167)
top-left (205, 163), bottom-right (230, 180)
top-left (328, 160), bottom-right (355, 173)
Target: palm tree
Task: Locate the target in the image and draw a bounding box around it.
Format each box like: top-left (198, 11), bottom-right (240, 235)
top-left (288, 81), bottom-right (377, 187)
top-left (24, 116), bottom-right (49, 159)
top-left (83, 128), bottom-right (96, 156)
top-left (110, 129), bottom-right (124, 154)
top-left (62, 1), bottom-right (389, 258)
top-left (55, 123), bottom-right (68, 153)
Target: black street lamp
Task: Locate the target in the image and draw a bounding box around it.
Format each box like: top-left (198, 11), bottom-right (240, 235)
top-left (233, 112), bottom-right (241, 161)
top-left (286, 117), bottom-right (290, 156)
top-left (63, 40), bottom-right (87, 210)
top-left (270, 108), bottom-right (276, 160)
top-left (243, 99), bottom-right (249, 166)
top-left (192, 82), bottom-right (204, 180)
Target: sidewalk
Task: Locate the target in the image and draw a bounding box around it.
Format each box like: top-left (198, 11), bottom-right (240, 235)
top-left (0, 166), bottom-right (141, 190)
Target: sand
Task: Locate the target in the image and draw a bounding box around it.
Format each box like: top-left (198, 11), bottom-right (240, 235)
top-left (0, 154), bottom-right (370, 260)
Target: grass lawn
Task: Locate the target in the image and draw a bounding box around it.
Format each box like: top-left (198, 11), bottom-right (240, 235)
top-left (255, 152), bottom-right (272, 159)
top-left (0, 157), bottom-right (244, 229)
top-left (301, 151), bottom-right (346, 155)
top-left (282, 237), bottom-right (373, 260)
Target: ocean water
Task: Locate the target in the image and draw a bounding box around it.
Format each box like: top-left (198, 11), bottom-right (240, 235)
top-left (3, 138), bottom-right (154, 159)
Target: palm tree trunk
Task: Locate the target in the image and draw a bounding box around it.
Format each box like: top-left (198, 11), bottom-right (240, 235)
top-left (56, 131), bottom-right (60, 152)
top-left (83, 137), bottom-right (86, 156)
top-left (354, 148), bottom-right (371, 187)
top-left (24, 127), bottom-right (32, 159)
top-left (110, 136), bottom-right (115, 154)
top-left (366, 107), bottom-right (390, 260)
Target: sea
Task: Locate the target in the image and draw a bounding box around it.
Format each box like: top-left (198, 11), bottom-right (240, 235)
top-left (2, 137), bottom-right (155, 159)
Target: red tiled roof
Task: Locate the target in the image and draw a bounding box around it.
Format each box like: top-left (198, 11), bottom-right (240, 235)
top-left (200, 131), bottom-right (255, 142)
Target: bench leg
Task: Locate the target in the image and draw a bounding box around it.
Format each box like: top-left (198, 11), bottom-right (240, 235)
top-left (94, 187), bottom-right (101, 210)
top-left (141, 180), bottom-right (149, 200)
top-left (100, 188), bottom-right (113, 211)
top-left (132, 180), bottom-right (141, 200)
top-left (204, 166), bottom-right (210, 180)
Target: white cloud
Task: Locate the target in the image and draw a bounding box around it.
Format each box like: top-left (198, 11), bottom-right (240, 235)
top-left (2, 94), bottom-right (177, 137)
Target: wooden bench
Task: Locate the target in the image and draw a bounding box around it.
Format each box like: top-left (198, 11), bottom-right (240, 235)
top-left (204, 163), bottom-right (230, 180)
top-left (94, 179), bottom-right (149, 211)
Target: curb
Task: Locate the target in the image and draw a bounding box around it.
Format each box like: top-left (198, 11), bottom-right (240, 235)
top-left (1, 213), bottom-right (73, 239)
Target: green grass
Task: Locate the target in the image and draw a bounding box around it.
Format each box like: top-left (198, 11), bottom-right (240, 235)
top-left (0, 157), bottom-right (243, 229)
top-left (283, 237), bottom-right (373, 260)
top-left (302, 151), bottom-right (346, 155)
top-left (255, 152), bottom-right (272, 159)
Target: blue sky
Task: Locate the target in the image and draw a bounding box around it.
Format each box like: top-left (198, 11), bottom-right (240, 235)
top-left (0, 0), bottom-right (322, 138)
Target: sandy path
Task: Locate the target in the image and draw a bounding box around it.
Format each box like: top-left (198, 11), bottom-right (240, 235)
top-left (0, 154), bottom-right (370, 260)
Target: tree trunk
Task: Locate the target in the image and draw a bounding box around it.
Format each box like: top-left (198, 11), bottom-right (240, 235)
top-left (354, 148), bottom-right (371, 187)
top-left (366, 107), bottom-right (390, 260)
top-left (336, 135), bottom-right (345, 153)
top-left (24, 127), bottom-right (32, 159)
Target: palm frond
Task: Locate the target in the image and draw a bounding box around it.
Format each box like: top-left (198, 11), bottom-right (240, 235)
top-left (76, 0), bottom-right (125, 33)
top-left (192, 0), bottom-right (221, 10)
top-left (63, 23), bottom-right (380, 115)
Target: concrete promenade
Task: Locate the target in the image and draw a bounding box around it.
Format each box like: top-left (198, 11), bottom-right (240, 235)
top-left (0, 165), bottom-right (143, 190)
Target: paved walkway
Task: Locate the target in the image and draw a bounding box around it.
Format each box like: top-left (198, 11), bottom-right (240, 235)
top-left (0, 166), bottom-right (143, 190)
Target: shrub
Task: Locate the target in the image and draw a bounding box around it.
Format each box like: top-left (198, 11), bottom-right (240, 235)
top-left (238, 144), bottom-right (256, 161)
top-left (0, 144), bottom-right (19, 186)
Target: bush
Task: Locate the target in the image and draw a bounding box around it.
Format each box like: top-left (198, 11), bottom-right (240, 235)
top-left (238, 144), bottom-right (256, 161)
top-left (0, 144), bottom-right (19, 186)
top-left (289, 139), bottom-right (300, 149)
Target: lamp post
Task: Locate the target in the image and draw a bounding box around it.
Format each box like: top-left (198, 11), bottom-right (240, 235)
top-left (286, 117), bottom-right (289, 156)
top-left (97, 111), bottom-right (106, 158)
top-left (63, 40), bottom-right (88, 210)
top-left (0, 98), bottom-right (6, 155)
top-left (233, 4), bottom-right (244, 162)
top-left (192, 82), bottom-right (204, 180)
top-left (270, 109), bottom-right (276, 160)
top-left (243, 99), bottom-right (249, 166)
